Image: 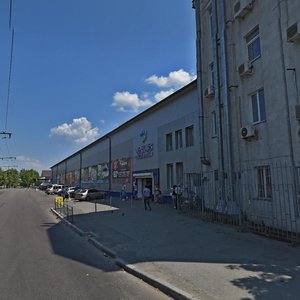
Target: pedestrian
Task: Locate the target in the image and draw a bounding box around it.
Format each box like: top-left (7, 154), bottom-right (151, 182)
top-left (143, 185), bottom-right (152, 211)
top-left (121, 184), bottom-right (127, 201)
top-left (154, 185), bottom-right (162, 204)
top-left (132, 182), bottom-right (137, 200)
top-left (171, 185), bottom-right (177, 209)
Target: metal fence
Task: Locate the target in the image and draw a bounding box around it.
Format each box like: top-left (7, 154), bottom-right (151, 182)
top-left (54, 200), bottom-right (74, 223)
top-left (183, 160), bottom-right (300, 243)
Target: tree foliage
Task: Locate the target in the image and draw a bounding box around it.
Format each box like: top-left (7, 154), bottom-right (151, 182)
top-left (19, 169), bottom-right (40, 187)
top-left (0, 168), bottom-right (40, 188)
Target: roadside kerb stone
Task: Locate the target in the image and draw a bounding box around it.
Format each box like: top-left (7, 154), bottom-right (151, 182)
top-left (115, 257), bottom-right (195, 300)
top-left (50, 207), bottom-right (191, 300)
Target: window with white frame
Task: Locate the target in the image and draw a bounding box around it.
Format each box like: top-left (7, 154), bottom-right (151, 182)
top-left (176, 162), bottom-right (184, 186)
top-left (166, 163), bottom-right (173, 189)
top-left (251, 88), bottom-right (266, 123)
top-left (166, 133), bottom-right (173, 152)
top-left (246, 26), bottom-right (261, 62)
top-left (185, 125), bottom-right (194, 147)
top-left (175, 129), bottom-right (183, 150)
top-left (256, 166), bottom-right (272, 199)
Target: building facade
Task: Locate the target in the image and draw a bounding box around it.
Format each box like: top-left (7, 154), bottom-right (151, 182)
top-left (51, 81), bottom-right (201, 199)
top-left (193, 0), bottom-right (300, 234)
top-left (51, 0), bottom-right (300, 239)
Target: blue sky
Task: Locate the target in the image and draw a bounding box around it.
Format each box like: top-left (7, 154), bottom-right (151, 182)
top-left (0, 0), bottom-right (196, 173)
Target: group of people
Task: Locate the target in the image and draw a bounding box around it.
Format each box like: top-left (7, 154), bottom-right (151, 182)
top-left (121, 182), bottom-right (180, 211)
top-left (143, 184), bottom-right (162, 211)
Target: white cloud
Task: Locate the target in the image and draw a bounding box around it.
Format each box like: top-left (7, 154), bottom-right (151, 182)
top-left (146, 69), bottom-right (196, 88)
top-left (154, 89), bottom-right (175, 102)
top-left (112, 91), bottom-right (153, 112)
top-left (49, 117), bottom-right (99, 144)
top-left (16, 155), bottom-right (42, 170)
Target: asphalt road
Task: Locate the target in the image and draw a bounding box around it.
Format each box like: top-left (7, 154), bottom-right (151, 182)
top-left (0, 188), bottom-right (170, 300)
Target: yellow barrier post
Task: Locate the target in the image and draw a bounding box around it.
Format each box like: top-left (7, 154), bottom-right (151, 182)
top-left (55, 196), bottom-right (64, 208)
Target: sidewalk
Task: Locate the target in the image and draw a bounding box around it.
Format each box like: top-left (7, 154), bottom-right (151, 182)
top-left (56, 197), bottom-right (300, 300)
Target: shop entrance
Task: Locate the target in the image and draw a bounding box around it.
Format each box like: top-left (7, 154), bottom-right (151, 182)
top-left (133, 172), bottom-right (154, 199)
top-left (136, 177), bottom-right (153, 199)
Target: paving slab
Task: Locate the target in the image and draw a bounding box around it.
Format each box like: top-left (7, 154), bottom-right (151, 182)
top-left (61, 197), bottom-right (300, 300)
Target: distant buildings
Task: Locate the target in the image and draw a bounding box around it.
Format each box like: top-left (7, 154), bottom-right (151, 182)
top-left (40, 170), bottom-right (51, 181)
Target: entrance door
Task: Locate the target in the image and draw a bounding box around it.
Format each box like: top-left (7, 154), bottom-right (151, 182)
top-left (136, 177), bottom-right (153, 199)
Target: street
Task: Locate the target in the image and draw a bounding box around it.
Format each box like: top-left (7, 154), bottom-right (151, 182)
top-left (0, 188), bottom-right (170, 300)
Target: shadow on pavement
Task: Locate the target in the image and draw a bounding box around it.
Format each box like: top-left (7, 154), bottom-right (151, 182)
top-left (52, 198), bottom-right (300, 299)
top-left (46, 218), bottom-right (119, 274)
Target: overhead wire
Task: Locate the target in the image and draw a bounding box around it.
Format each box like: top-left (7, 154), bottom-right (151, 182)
top-left (4, 28), bottom-right (15, 131)
top-left (9, 0), bottom-right (13, 29)
top-left (0, 0), bottom-right (15, 168)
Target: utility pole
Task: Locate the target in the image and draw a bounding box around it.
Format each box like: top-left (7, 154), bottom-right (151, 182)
top-left (0, 132), bottom-right (12, 138)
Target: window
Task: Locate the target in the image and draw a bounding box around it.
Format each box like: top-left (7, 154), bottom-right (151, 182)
top-left (176, 162), bottom-right (184, 186)
top-left (166, 164), bottom-right (173, 188)
top-left (166, 133), bottom-right (173, 152)
top-left (185, 125), bottom-right (194, 147)
top-left (175, 129), bottom-right (183, 150)
top-left (256, 166), bottom-right (272, 199)
top-left (246, 26), bottom-right (261, 62)
top-left (212, 111), bottom-right (217, 136)
top-left (251, 89), bottom-right (266, 123)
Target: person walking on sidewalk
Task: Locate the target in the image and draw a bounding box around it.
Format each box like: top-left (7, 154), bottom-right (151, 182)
top-left (171, 185), bottom-right (177, 209)
top-left (121, 184), bottom-right (127, 201)
top-left (154, 185), bottom-right (162, 204)
top-left (143, 185), bottom-right (152, 211)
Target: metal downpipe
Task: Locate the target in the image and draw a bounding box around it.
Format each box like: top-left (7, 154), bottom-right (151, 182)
top-left (219, 0), bottom-right (238, 214)
top-left (194, 0), bottom-right (209, 166)
top-left (212, 0), bottom-right (226, 212)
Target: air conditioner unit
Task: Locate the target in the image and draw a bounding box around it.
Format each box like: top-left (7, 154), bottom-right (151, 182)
top-left (234, 0), bottom-right (254, 19)
top-left (240, 125), bottom-right (256, 139)
top-left (238, 62), bottom-right (253, 77)
top-left (204, 85), bottom-right (214, 98)
top-left (296, 126), bottom-right (300, 143)
top-left (287, 22), bottom-right (300, 43)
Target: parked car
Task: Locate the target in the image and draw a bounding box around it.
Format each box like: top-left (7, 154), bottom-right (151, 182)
top-left (45, 184), bottom-right (66, 195)
top-left (39, 182), bottom-right (51, 191)
top-left (69, 187), bottom-right (82, 198)
top-left (55, 185), bottom-right (68, 194)
top-left (74, 189), bottom-right (106, 201)
top-left (45, 184), bottom-right (57, 195)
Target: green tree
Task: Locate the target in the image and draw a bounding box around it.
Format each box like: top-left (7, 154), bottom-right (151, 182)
top-left (5, 168), bottom-right (19, 188)
top-left (0, 168), bottom-right (5, 186)
top-left (19, 169), bottom-right (40, 187)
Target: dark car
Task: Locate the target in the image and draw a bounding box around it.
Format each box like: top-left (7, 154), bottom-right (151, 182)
top-left (39, 182), bottom-right (51, 191)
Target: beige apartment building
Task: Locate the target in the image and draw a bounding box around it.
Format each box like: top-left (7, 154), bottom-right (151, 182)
top-left (193, 0), bottom-right (300, 236)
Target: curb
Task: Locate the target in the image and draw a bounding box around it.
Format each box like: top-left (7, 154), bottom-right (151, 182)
top-left (116, 258), bottom-right (195, 300)
top-left (50, 208), bottom-right (194, 300)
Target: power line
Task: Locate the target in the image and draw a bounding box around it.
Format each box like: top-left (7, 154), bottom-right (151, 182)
top-left (9, 0), bottom-right (13, 29)
top-left (0, 165), bottom-right (18, 168)
top-left (5, 28), bottom-right (15, 131)
top-left (0, 132), bottom-right (12, 138)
